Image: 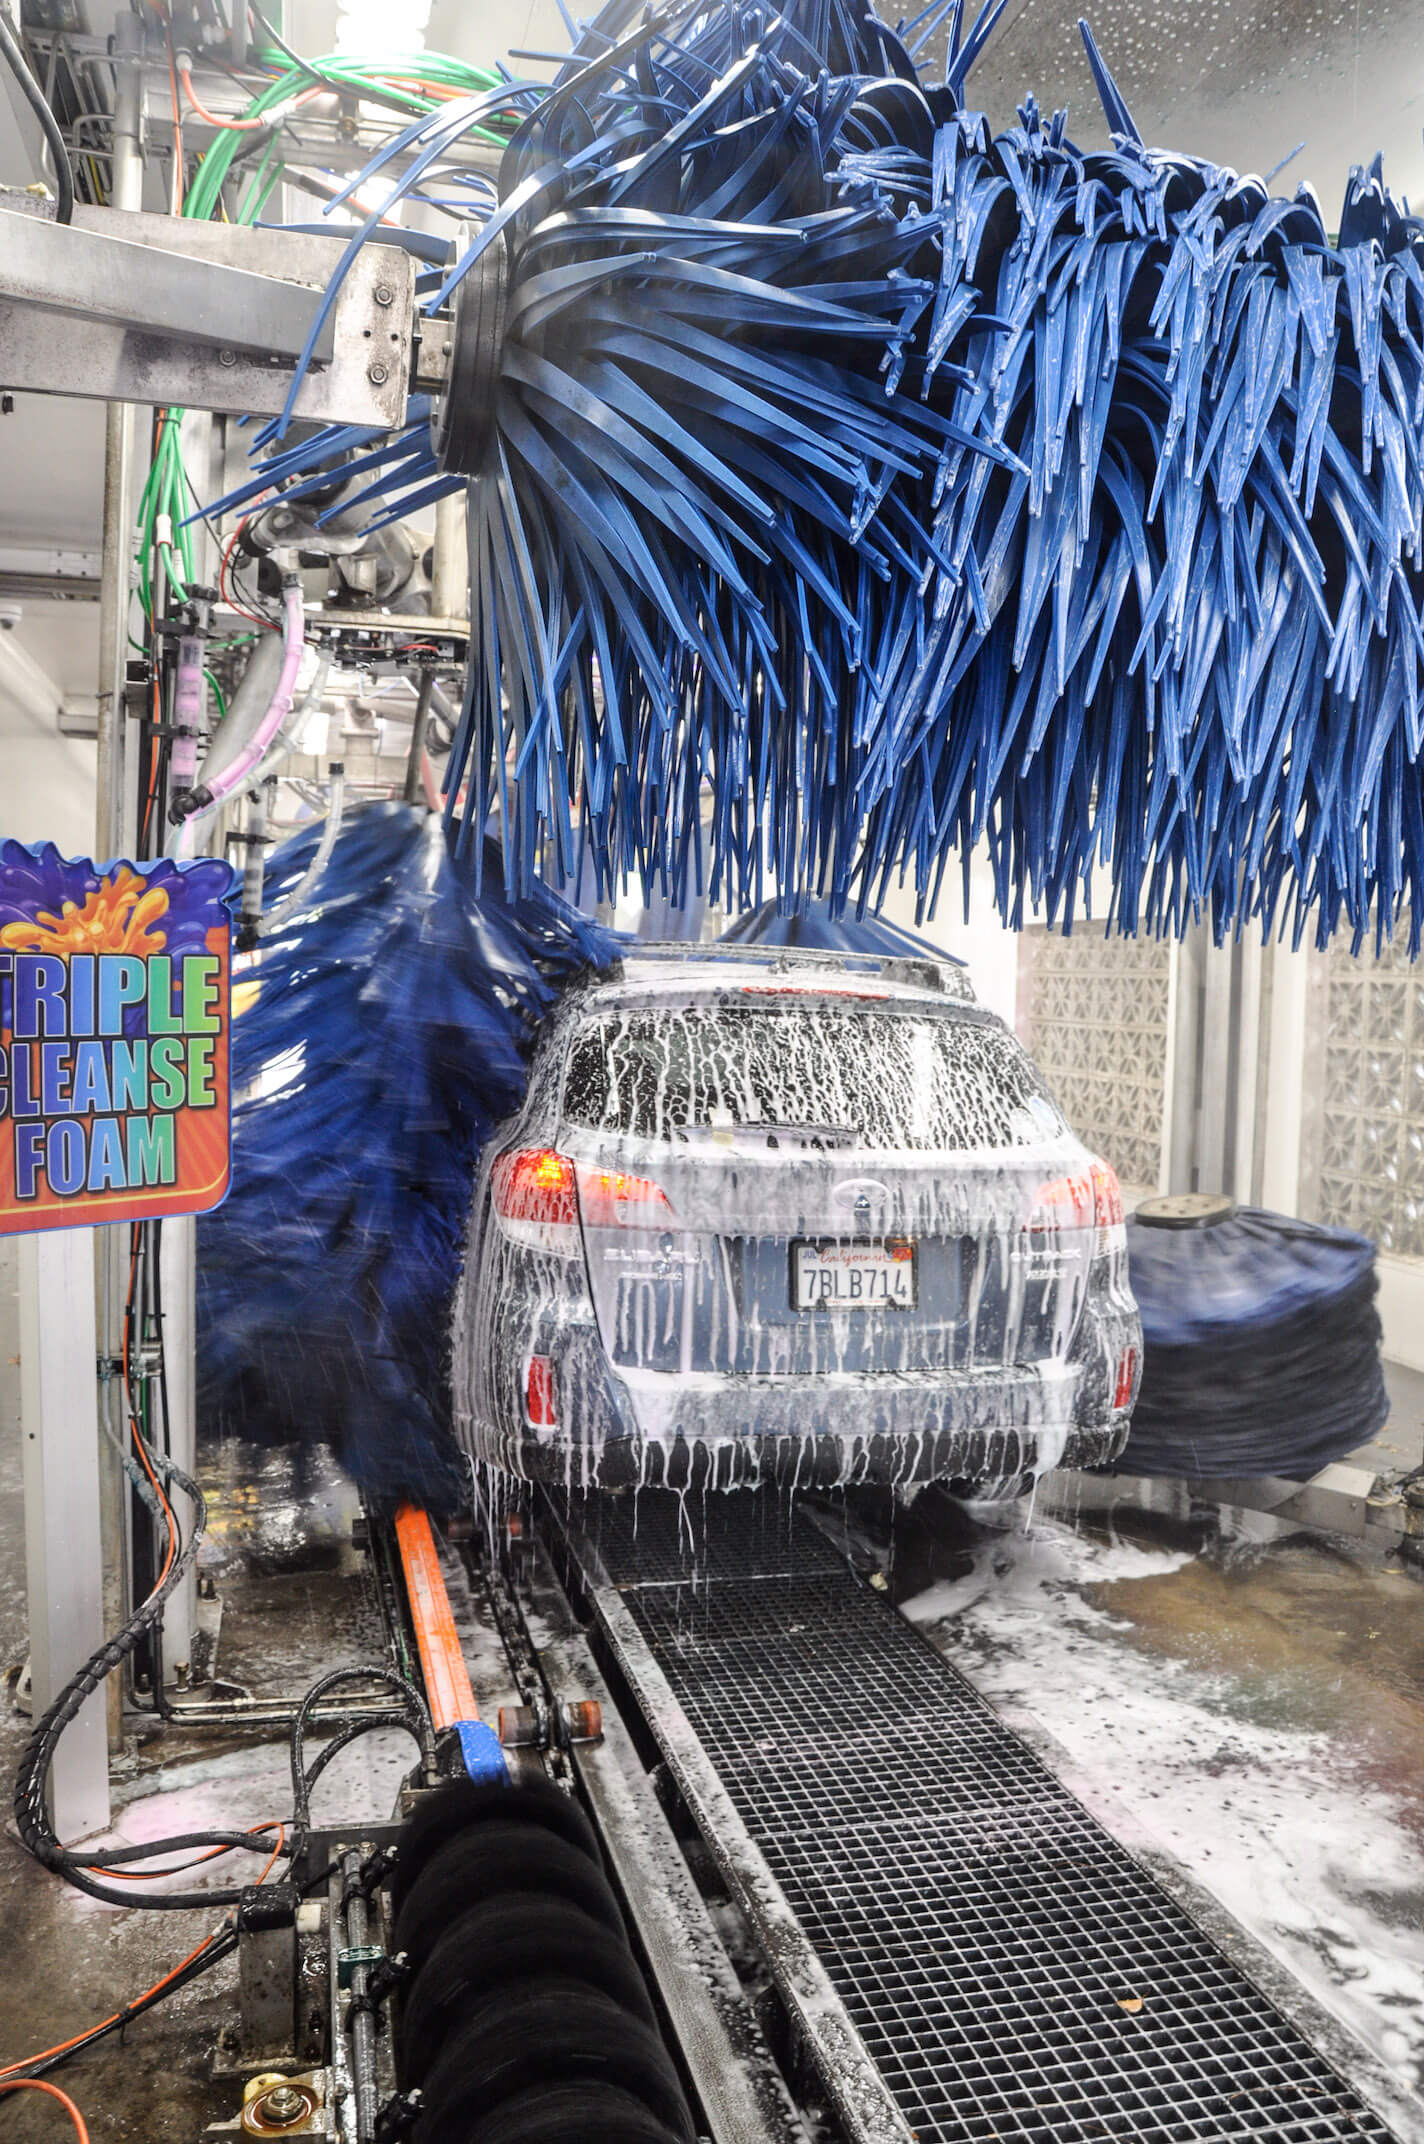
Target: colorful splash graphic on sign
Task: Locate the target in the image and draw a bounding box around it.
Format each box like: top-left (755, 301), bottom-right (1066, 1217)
top-left (0, 842), bottom-right (237, 1234)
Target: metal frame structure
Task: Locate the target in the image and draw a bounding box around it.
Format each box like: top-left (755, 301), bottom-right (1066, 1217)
top-left (199, 1493), bottom-right (1424, 2144)
top-left (0, 199), bottom-right (416, 426)
top-left (0, 11), bottom-right (464, 1830)
top-left (18, 1224), bottom-right (109, 1843)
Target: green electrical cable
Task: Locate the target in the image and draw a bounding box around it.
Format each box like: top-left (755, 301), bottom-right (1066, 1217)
top-left (134, 44), bottom-right (516, 620)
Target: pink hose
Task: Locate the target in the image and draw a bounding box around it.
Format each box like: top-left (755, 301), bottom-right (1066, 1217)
top-left (192, 577), bottom-right (306, 813)
top-left (171, 631), bottom-right (206, 794)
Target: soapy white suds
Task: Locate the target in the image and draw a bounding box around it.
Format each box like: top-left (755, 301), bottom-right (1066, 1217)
top-left (904, 1515), bottom-right (1424, 2096)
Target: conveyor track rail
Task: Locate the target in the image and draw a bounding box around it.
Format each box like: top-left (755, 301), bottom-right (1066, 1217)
top-left (561, 1492), bottom-right (1403, 2144)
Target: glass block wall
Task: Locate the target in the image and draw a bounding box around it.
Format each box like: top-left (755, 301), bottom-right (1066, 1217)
top-left (1316, 930), bottom-right (1424, 1255)
top-left (1017, 927), bottom-right (1171, 1188)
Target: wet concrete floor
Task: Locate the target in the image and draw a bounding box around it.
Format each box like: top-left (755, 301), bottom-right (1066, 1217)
top-left (885, 1487), bottom-right (1424, 2103)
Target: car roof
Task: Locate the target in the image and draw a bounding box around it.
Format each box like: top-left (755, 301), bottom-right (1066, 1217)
top-left (581, 940), bottom-right (978, 1012)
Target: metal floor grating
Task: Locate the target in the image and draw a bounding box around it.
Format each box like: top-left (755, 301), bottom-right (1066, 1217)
top-left (570, 1492), bottom-right (1399, 2143)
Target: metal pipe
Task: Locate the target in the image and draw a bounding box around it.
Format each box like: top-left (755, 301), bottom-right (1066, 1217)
top-left (157, 1215), bottom-right (196, 1689)
top-left (93, 3), bottom-right (144, 1756)
top-left (94, 3), bottom-right (142, 861)
top-left (141, 1695), bottom-right (409, 1731)
top-left (402, 675), bottom-right (434, 804)
top-left (430, 486), bottom-right (467, 623)
top-left (342, 1847), bottom-right (380, 2144)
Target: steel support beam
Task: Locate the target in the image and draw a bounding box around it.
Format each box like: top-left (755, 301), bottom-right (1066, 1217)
top-left (0, 201), bottom-right (414, 425)
top-left (0, 204), bottom-right (338, 360)
top-left (93, 4), bottom-right (143, 1760)
top-left (20, 1228), bottom-right (110, 1844)
top-left (158, 1215), bottom-right (196, 1686)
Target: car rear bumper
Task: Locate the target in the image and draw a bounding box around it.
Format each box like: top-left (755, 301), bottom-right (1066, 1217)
top-left (465, 1354), bottom-right (1132, 1491)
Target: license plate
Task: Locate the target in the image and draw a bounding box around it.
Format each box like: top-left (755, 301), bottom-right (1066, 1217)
top-left (793, 1239), bottom-right (916, 1310)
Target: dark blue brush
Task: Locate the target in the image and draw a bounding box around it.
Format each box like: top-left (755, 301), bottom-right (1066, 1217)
top-left (197, 803), bottom-right (618, 1509)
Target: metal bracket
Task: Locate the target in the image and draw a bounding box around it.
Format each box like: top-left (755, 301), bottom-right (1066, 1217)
top-left (0, 202), bottom-right (414, 427)
top-left (336, 1944), bottom-right (383, 1991)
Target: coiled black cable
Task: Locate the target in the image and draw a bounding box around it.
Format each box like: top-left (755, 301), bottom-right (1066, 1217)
top-left (11, 1451), bottom-right (279, 1910)
top-left (14, 1441), bottom-right (436, 1912)
top-left (0, 9), bottom-right (74, 224)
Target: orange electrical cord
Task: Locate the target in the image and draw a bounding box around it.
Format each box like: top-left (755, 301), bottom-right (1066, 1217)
top-left (88, 1820), bottom-right (285, 1886)
top-left (0, 1832), bottom-right (286, 2078)
top-left (179, 69), bottom-right (321, 130)
top-left (0, 1926), bottom-right (226, 2081)
top-left (0, 2081), bottom-right (90, 2141)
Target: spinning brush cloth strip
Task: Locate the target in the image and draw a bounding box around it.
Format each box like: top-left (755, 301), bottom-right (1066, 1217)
top-left (198, 803), bottom-right (618, 1509)
top-left (719, 894), bottom-right (965, 961)
top-left (210, 0), bottom-right (1424, 949)
top-left (1119, 1209), bottom-right (1389, 1479)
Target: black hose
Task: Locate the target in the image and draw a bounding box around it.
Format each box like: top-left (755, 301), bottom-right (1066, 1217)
top-left (289, 1664), bottom-right (435, 1864)
top-left (0, 8), bottom-right (74, 223)
top-left (11, 1452), bottom-right (281, 1910)
top-left (6, 1930), bottom-right (240, 2081)
top-left (11, 1447), bottom-right (430, 1916)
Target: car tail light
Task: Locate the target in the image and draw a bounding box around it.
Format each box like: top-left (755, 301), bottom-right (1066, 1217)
top-left (577, 1165), bottom-right (676, 1230)
top-left (492, 1147), bottom-right (580, 1254)
top-left (1028, 1169), bottom-right (1095, 1232)
top-left (1089, 1158), bottom-right (1126, 1257)
top-left (1028, 1156), bottom-right (1126, 1260)
top-left (1113, 1343), bottom-right (1139, 1411)
top-left (525, 1355), bottom-right (557, 1427)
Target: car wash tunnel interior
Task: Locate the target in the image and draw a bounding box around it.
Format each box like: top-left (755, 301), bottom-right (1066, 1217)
top-left (4, 0), bottom-right (1424, 2137)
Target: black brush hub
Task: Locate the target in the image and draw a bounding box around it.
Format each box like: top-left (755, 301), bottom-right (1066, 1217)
top-left (433, 227), bottom-right (508, 477)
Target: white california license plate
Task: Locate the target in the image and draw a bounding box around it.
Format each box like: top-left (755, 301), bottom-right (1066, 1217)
top-left (793, 1239), bottom-right (916, 1310)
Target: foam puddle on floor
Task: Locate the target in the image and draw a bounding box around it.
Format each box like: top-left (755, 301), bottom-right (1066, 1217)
top-left (902, 1508), bottom-right (1424, 2099)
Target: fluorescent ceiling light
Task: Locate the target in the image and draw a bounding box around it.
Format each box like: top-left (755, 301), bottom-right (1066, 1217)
top-left (334, 0), bottom-right (431, 55)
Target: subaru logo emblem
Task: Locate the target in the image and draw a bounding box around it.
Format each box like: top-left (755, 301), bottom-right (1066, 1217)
top-left (832, 1177), bottom-right (891, 1211)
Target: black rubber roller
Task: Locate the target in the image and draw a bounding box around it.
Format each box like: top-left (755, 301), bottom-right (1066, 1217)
top-left (399, 1894), bottom-right (656, 2086)
top-left (415, 1982), bottom-right (695, 2144)
top-left (465, 2083), bottom-right (689, 2144)
top-left (394, 1822), bottom-right (626, 1974)
top-left (389, 1778), bottom-right (602, 1925)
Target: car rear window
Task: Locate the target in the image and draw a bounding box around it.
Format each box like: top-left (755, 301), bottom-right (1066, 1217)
top-left (561, 1005), bottom-right (1064, 1152)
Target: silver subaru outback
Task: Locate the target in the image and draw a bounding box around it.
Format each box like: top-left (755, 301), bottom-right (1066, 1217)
top-left (451, 943), bottom-right (1141, 1493)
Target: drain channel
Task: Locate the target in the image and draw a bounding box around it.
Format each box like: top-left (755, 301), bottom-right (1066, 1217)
top-left (559, 1492), bottom-right (1414, 2144)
